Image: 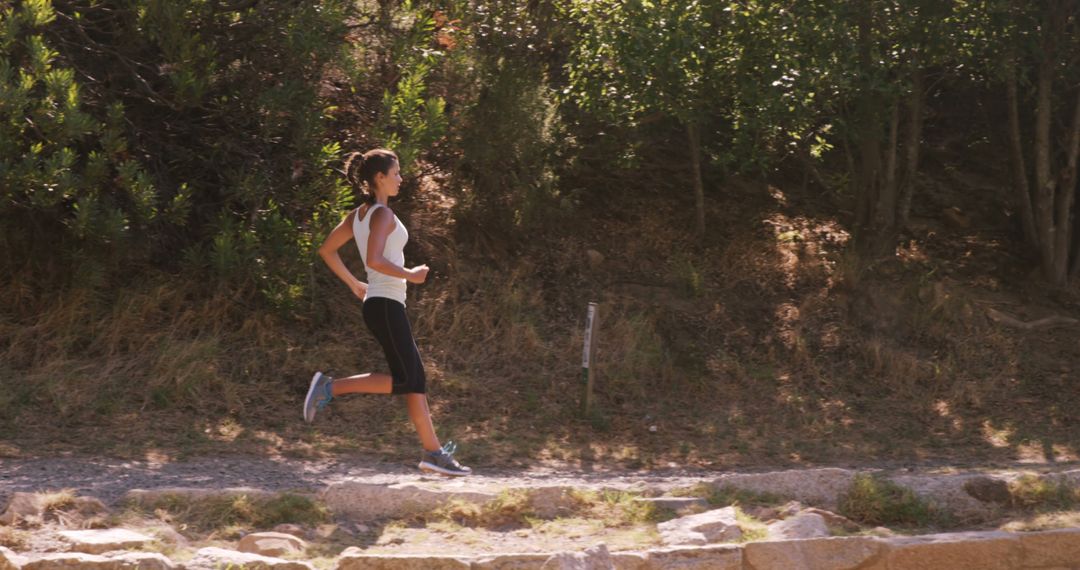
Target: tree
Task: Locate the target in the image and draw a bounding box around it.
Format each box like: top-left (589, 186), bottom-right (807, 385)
top-left (561, 0), bottom-right (731, 236)
top-left (2, 0), bottom-right (358, 307)
top-left (979, 0), bottom-right (1080, 284)
top-left (0, 0), bottom-right (164, 275)
top-left (769, 0), bottom-right (954, 257)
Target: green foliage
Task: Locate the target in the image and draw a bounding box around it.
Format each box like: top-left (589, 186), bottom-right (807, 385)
top-left (0, 0), bottom-right (158, 257)
top-left (1, 0), bottom-right (358, 309)
top-left (838, 474), bottom-right (944, 528)
top-left (375, 7), bottom-right (448, 171)
top-left (1009, 475), bottom-right (1080, 511)
top-left (457, 56), bottom-right (562, 227)
top-left (431, 0), bottom-right (566, 229)
top-left (562, 0), bottom-right (726, 125)
top-left (378, 60), bottom-right (447, 170)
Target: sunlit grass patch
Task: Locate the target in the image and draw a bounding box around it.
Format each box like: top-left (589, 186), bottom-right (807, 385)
top-left (122, 492), bottom-right (328, 539)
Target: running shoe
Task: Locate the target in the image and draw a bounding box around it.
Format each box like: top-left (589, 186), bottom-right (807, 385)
top-left (418, 441), bottom-right (472, 477)
top-left (303, 371), bottom-right (334, 423)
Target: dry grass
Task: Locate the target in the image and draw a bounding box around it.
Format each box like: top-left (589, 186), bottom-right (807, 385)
top-left (0, 526), bottom-right (29, 549)
top-left (118, 493), bottom-right (329, 539)
top-left (37, 490), bottom-right (78, 513)
top-left (417, 488), bottom-right (660, 532)
top-left (1, 158), bottom-right (1079, 473)
top-left (1000, 510), bottom-right (1080, 532)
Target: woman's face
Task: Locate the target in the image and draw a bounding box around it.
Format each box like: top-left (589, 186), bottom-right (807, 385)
top-left (375, 160), bottom-right (402, 197)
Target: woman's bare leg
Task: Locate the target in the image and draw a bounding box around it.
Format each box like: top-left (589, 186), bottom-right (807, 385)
top-left (406, 393), bottom-right (441, 452)
top-left (331, 377), bottom-right (440, 452)
top-left (331, 372), bottom-right (393, 396)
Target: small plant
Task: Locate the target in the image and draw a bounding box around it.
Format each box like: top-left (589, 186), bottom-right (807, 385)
top-left (592, 490), bottom-right (657, 526)
top-left (38, 489), bottom-right (78, 513)
top-left (1009, 475), bottom-right (1080, 511)
top-left (673, 254), bottom-right (704, 297)
top-left (429, 489), bottom-right (534, 529)
top-left (734, 507), bottom-right (769, 542)
top-left (837, 474), bottom-right (941, 527)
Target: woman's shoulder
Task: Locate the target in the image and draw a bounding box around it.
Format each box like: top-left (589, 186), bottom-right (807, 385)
top-left (369, 204), bottom-right (397, 225)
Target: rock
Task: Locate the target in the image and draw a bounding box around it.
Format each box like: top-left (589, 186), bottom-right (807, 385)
top-left (632, 497), bottom-right (708, 513)
top-left (803, 507), bottom-right (859, 528)
top-left (712, 468), bottom-right (856, 509)
top-left (541, 544), bottom-right (613, 569)
top-left (23, 553), bottom-right (110, 569)
top-left (776, 500), bottom-right (804, 518)
top-left (657, 506), bottom-right (742, 546)
top-left (527, 487), bottom-right (581, 519)
top-left (882, 530), bottom-right (1020, 570)
top-left (469, 553), bottom-right (548, 569)
top-left (869, 526), bottom-right (895, 537)
top-left (585, 249), bottom-right (604, 268)
top-left (767, 512), bottom-right (829, 540)
top-left (1018, 528), bottom-right (1080, 568)
top-left (644, 544), bottom-right (742, 570)
top-left (322, 481), bottom-right (495, 520)
top-left (742, 505), bottom-right (780, 522)
top-left (801, 507), bottom-right (860, 531)
top-left (145, 526), bottom-right (187, 547)
top-left (107, 553), bottom-right (176, 570)
top-left (962, 476), bottom-right (1011, 505)
top-left (315, 523), bottom-right (354, 539)
top-left (0, 493), bottom-right (45, 525)
top-left (57, 529), bottom-right (156, 554)
top-left (608, 552), bottom-right (648, 570)
top-left (745, 536), bottom-right (883, 570)
top-left (238, 532), bottom-right (307, 557)
top-left (888, 474), bottom-right (996, 520)
top-left (271, 524), bottom-right (306, 539)
top-left (335, 547), bottom-right (471, 570)
top-left (69, 497), bottom-right (109, 518)
top-left (22, 552), bottom-right (174, 569)
top-left (188, 547), bottom-right (313, 570)
top-left (1, 546), bottom-right (26, 570)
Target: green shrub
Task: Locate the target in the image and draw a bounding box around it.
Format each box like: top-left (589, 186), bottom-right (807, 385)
top-left (838, 474), bottom-right (941, 527)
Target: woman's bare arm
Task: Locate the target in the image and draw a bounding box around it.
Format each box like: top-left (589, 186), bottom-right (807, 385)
top-left (318, 207), bottom-right (368, 299)
top-left (366, 207), bottom-right (428, 283)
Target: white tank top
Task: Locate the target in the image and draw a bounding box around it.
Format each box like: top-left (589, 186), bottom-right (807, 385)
top-left (353, 204), bottom-right (408, 305)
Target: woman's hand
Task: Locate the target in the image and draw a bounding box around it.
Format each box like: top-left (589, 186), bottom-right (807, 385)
top-left (406, 264), bottom-right (430, 284)
top-left (350, 280), bottom-right (368, 300)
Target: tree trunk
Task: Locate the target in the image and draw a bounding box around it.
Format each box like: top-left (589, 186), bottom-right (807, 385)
top-left (1034, 2), bottom-right (1060, 281)
top-left (1005, 69), bottom-right (1039, 251)
top-left (853, 4), bottom-right (882, 248)
top-left (686, 121), bottom-right (705, 236)
top-left (1057, 88), bottom-right (1080, 280)
top-left (897, 66), bottom-right (924, 230)
top-left (875, 101), bottom-right (900, 230)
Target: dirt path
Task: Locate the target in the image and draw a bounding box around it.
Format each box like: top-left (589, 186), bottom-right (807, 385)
top-left (0, 455), bottom-right (724, 506)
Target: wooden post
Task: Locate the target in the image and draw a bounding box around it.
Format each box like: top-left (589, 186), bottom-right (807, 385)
top-left (581, 302), bottom-right (599, 416)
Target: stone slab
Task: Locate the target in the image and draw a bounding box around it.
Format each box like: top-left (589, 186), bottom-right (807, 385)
top-left (57, 529), bottom-right (155, 554)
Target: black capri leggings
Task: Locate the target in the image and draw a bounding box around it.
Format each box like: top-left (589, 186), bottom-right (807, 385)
top-left (362, 296), bottom-right (426, 395)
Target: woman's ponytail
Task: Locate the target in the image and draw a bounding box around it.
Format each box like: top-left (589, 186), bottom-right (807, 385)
top-left (343, 148), bottom-right (398, 204)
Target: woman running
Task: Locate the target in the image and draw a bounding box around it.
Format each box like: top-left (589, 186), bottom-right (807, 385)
top-left (303, 148), bottom-right (471, 477)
